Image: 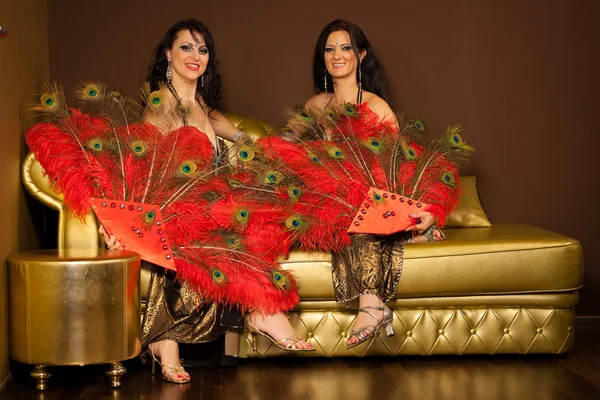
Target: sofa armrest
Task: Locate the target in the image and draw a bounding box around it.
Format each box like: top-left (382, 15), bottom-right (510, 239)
top-left (22, 153), bottom-right (101, 249)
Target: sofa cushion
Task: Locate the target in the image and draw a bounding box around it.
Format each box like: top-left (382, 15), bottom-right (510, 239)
top-left (281, 224), bottom-right (583, 300)
top-left (444, 176), bottom-right (491, 228)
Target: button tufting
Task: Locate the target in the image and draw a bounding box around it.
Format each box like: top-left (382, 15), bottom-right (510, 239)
top-left (438, 330), bottom-right (444, 335)
top-left (536, 328), bottom-right (543, 334)
top-left (243, 307), bottom-right (575, 358)
top-left (308, 332), bottom-right (314, 338)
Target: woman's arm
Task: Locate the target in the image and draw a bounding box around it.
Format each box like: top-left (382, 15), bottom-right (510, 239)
top-left (208, 109), bottom-right (246, 142)
top-left (366, 96), bottom-right (399, 128)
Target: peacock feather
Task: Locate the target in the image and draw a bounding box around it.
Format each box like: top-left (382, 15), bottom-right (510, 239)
top-left (286, 186), bottom-right (302, 200)
top-left (78, 82), bottom-right (103, 101)
top-left (211, 267), bottom-right (228, 286)
top-left (271, 270), bottom-right (292, 290)
top-left (31, 82), bottom-right (68, 118)
top-left (25, 78), bottom-right (472, 315)
top-left (284, 106), bottom-right (326, 140)
top-left (27, 80), bottom-right (303, 315)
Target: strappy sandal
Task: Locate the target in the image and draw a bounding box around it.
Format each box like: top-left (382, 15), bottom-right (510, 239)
top-left (246, 318), bottom-right (315, 352)
top-left (150, 346), bottom-right (190, 384)
top-left (407, 225), bottom-right (446, 243)
top-left (347, 305), bottom-right (394, 349)
top-left (423, 224), bottom-right (446, 242)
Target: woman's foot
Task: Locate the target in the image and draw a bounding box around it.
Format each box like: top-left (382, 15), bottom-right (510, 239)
top-left (347, 294), bottom-right (384, 347)
top-left (149, 340), bottom-right (190, 383)
top-left (248, 311), bottom-right (313, 350)
top-left (408, 227), bottom-right (445, 243)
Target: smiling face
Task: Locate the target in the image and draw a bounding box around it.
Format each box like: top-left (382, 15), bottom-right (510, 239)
top-left (166, 29), bottom-right (209, 84)
top-left (324, 30), bottom-right (365, 83)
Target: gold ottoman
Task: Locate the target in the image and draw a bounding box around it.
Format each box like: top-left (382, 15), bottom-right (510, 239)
top-left (7, 249), bottom-right (141, 390)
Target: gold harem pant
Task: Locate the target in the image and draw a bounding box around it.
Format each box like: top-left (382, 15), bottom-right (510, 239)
top-left (331, 233), bottom-right (406, 304)
top-left (140, 264), bottom-right (242, 363)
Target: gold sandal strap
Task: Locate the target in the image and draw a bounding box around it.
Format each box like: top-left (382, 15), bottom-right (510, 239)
top-left (162, 364), bottom-right (189, 382)
top-left (357, 307), bottom-right (384, 324)
top-left (350, 308), bottom-right (383, 342)
top-left (349, 325), bottom-right (376, 340)
top-left (277, 334), bottom-right (302, 349)
top-left (423, 225), bottom-right (445, 242)
top-left (162, 364), bottom-right (186, 373)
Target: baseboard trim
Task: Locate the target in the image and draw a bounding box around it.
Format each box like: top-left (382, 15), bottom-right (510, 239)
top-left (575, 316), bottom-right (600, 326)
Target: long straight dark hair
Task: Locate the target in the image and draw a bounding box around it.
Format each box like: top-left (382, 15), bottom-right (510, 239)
top-left (312, 19), bottom-right (389, 103)
top-left (147, 18), bottom-right (222, 109)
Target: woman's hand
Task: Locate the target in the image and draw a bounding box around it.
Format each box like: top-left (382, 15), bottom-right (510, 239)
top-left (406, 211), bottom-right (436, 234)
top-left (98, 225), bottom-right (121, 250)
top-left (406, 211), bottom-right (445, 242)
top-left (281, 128), bottom-right (300, 143)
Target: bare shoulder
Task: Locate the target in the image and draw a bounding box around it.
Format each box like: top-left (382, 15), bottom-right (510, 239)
top-left (304, 93), bottom-right (333, 113)
top-left (363, 92), bottom-right (397, 124)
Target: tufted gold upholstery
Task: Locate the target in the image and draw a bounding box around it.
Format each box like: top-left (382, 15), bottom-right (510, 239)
top-left (284, 225), bottom-right (583, 300)
top-left (21, 113), bottom-right (583, 358)
top-left (244, 304), bottom-right (575, 357)
top-left (243, 224), bottom-right (582, 357)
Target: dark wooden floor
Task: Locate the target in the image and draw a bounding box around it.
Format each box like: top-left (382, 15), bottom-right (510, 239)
top-left (1, 325), bottom-right (599, 400)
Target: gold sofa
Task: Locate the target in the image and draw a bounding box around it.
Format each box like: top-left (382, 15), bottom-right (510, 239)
top-left (21, 113), bottom-right (584, 358)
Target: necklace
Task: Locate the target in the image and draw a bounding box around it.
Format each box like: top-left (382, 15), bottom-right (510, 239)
top-left (166, 82), bottom-right (189, 126)
top-left (166, 82), bottom-right (208, 126)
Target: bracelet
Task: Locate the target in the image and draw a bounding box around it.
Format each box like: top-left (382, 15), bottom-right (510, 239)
top-left (233, 130), bottom-right (247, 141)
top-left (281, 128), bottom-right (299, 142)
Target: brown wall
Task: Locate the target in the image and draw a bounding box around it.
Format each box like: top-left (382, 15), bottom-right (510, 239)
top-left (48, 1), bottom-right (600, 315)
top-left (0, 0), bottom-right (48, 383)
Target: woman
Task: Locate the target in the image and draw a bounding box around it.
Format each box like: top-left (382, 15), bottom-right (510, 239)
top-left (103, 18), bottom-right (312, 383)
top-left (302, 19), bottom-right (444, 348)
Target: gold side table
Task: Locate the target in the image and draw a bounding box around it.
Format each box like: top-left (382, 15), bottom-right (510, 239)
top-left (8, 249), bottom-right (141, 390)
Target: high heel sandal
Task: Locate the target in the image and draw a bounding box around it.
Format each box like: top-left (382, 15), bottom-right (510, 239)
top-left (150, 346), bottom-right (190, 384)
top-left (407, 225), bottom-right (446, 243)
top-left (246, 318), bottom-right (316, 352)
top-left (347, 305), bottom-right (394, 349)
top-left (422, 224), bottom-right (445, 242)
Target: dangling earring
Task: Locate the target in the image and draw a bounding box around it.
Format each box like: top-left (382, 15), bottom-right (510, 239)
top-left (324, 69), bottom-right (328, 93)
top-left (357, 62), bottom-right (363, 104)
top-left (201, 75), bottom-right (204, 88)
top-left (166, 61), bottom-right (172, 82)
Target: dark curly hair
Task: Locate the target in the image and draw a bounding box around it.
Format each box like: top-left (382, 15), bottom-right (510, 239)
top-left (312, 19), bottom-right (389, 103)
top-left (147, 18), bottom-right (222, 109)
